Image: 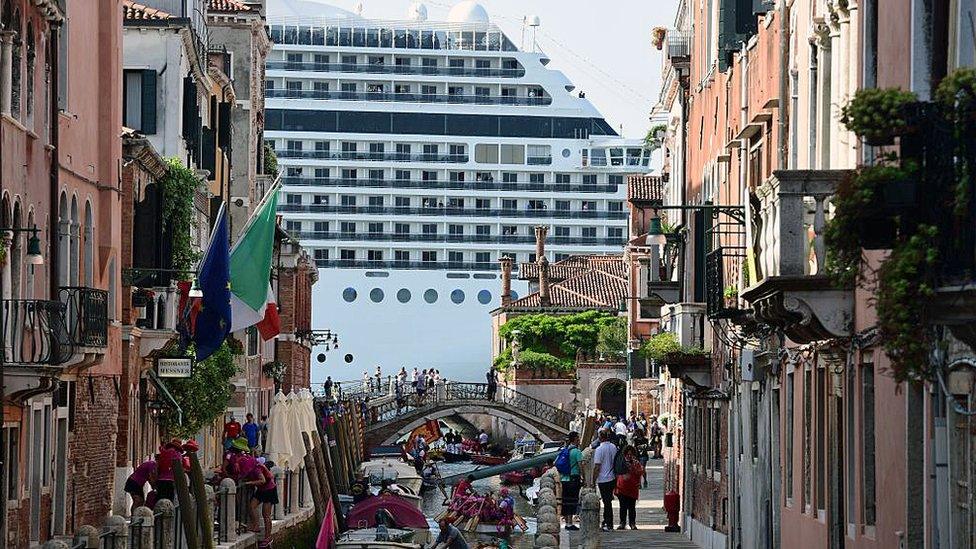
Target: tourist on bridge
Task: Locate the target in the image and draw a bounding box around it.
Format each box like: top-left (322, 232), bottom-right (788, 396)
top-left (363, 370), bottom-right (371, 392)
top-left (592, 429), bottom-right (619, 531)
top-left (485, 367), bottom-right (498, 400)
top-left (375, 365), bottom-right (383, 392)
top-left (556, 431), bottom-right (584, 531)
top-left (324, 376), bottom-right (334, 399)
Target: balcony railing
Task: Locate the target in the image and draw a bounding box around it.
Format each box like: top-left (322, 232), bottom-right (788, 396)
top-left (266, 60), bottom-right (526, 78)
top-left (666, 30), bottom-right (692, 60)
top-left (313, 259), bottom-right (501, 271)
top-left (705, 247), bottom-right (746, 319)
top-left (278, 204), bottom-right (628, 220)
top-left (526, 155), bottom-right (553, 165)
top-left (1, 299), bottom-right (73, 365)
top-left (59, 287), bottom-right (109, 348)
top-left (276, 150), bottom-right (469, 163)
top-left (267, 89), bottom-right (550, 106)
top-left (294, 231), bottom-right (625, 246)
top-left (280, 176), bottom-right (619, 193)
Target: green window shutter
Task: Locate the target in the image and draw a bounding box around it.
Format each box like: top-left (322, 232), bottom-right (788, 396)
top-left (140, 70), bottom-right (157, 134)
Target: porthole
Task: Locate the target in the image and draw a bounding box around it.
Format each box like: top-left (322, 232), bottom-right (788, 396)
top-left (561, 148), bottom-right (571, 158)
top-left (370, 288), bottom-right (385, 303)
top-left (424, 289), bottom-right (438, 304)
top-left (344, 354), bottom-right (354, 363)
top-left (510, 290), bottom-right (519, 300)
top-left (342, 287), bottom-right (357, 302)
top-left (397, 288), bottom-right (411, 303)
top-left (451, 289), bottom-right (465, 304)
top-left (478, 290), bottom-right (492, 305)
top-left (317, 353), bottom-right (327, 363)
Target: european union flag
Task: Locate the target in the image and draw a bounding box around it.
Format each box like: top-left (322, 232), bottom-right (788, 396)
top-left (194, 204), bottom-right (231, 361)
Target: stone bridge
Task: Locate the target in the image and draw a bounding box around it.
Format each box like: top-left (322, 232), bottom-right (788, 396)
top-left (324, 382), bottom-right (573, 449)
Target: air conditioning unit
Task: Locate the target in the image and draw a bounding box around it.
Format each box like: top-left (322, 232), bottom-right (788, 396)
top-left (231, 196), bottom-right (250, 208)
top-left (740, 349), bottom-right (766, 382)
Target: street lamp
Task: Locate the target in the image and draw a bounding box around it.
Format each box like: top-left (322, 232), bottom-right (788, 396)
top-left (1, 225), bottom-right (44, 265)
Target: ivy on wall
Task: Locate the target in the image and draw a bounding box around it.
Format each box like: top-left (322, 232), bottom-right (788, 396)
top-left (161, 158), bottom-right (203, 272)
top-left (162, 342), bottom-right (239, 439)
top-left (494, 310), bottom-right (621, 372)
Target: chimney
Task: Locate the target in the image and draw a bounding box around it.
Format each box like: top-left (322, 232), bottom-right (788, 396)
top-left (535, 226), bottom-right (551, 307)
top-left (499, 255), bottom-right (513, 306)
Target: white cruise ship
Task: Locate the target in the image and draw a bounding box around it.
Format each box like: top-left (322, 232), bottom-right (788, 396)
top-left (265, 0), bottom-right (651, 382)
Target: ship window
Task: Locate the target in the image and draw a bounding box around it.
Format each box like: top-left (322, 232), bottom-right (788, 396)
top-left (500, 144), bottom-right (525, 165)
top-left (451, 290), bottom-right (465, 304)
top-left (424, 289), bottom-right (438, 303)
top-left (478, 290), bottom-right (492, 305)
top-left (510, 290), bottom-right (519, 300)
top-left (475, 144), bottom-right (499, 164)
top-left (369, 288), bottom-right (385, 303)
top-left (561, 148), bottom-right (571, 158)
top-left (397, 289), bottom-right (411, 303)
top-left (342, 288), bottom-right (357, 302)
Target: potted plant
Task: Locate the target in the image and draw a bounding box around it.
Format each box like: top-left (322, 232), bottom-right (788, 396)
top-left (841, 87), bottom-right (919, 146)
top-left (263, 360), bottom-right (287, 383)
top-left (651, 27), bottom-right (667, 50)
top-left (723, 285), bottom-right (738, 309)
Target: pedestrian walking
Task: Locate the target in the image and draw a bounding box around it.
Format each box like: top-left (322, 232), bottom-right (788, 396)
top-left (592, 430), bottom-right (618, 531)
top-left (244, 461), bottom-right (278, 544)
top-left (614, 445), bottom-right (643, 529)
top-left (258, 415), bottom-right (268, 450)
top-left (555, 431), bottom-right (584, 530)
top-left (243, 413), bottom-right (260, 452)
top-left (324, 376), bottom-right (334, 400)
top-left (649, 415), bottom-right (664, 459)
top-left (633, 429), bottom-right (650, 488)
top-left (613, 416), bottom-right (629, 447)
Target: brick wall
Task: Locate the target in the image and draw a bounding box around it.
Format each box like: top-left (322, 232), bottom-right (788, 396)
top-left (69, 375), bottom-right (121, 529)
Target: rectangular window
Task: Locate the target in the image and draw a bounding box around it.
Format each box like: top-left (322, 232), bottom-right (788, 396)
top-left (369, 142), bottom-right (385, 154)
top-left (713, 407), bottom-right (722, 472)
top-left (286, 194), bottom-right (301, 205)
top-left (475, 252), bottom-right (490, 263)
top-left (555, 200), bottom-right (570, 211)
top-left (475, 86), bottom-right (490, 96)
top-left (395, 170), bottom-right (411, 181)
top-left (367, 250), bottom-right (383, 261)
top-left (583, 174), bottom-right (598, 185)
top-left (450, 171), bottom-right (465, 182)
top-left (475, 199), bottom-right (490, 210)
top-left (122, 69), bottom-right (158, 134)
top-left (342, 141), bottom-right (357, 152)
top-left (369, 169), bottom-right (384, 180)
top-left (368, 196), bottom-right (384, 207)
top-left (395, 196), bottom-right (411, 207)
top-left (581, 200), bottom-right (596, 211)
top-left (500, 144), bottom-right (525, 164)
top-left (286, 139), bottom-right (302, 151)
top-left (285, 220), bottom-right (301, 233)
top-left (529, 173), bottom-right (544, 183)
top-left (607, 227), bottom-right (623, 239)
top-left (286, 167), bottom-right (303, 177)
top-left (422, 251), bottom-right (437, 262)
top-left (395, 250), bottom-right (410, 261)
top-left (581, 227), bottom-right (596, 238)
top-left (315, 168), bottom-right (329, 178)
top-left (816, 366), bottom-right (826, 510)
top-left (450, 144), bottom-right (466, 157)
top-left (313, 81), bottom-right (329, 92)
top-left (313, 249), bottom-right (329, 260)
top-left (608, 201), bottom-right (624, 212)
top-left (555, 174), bottom-right (571, 184)
top-left (4, 426), bottom-right (17, 501)
top-left (785, 370), bottom-right (794, 502)
top-left (502, 173), bottom-right (518, 183)
top-left (340, 195), bottom-right (356, 206)
top-left (501, 225), bottom-right (518, 236)
top-left (476, 225), bottom-right (490, 236)
top-left (340, 222), bottom-right (356, 233)
top-left (315, 141), bottom-right (329, 151)
top-left (422, 224), bottom-right (437, 235)
top-left (341, 168), bottom-right (357, 180)
top-left (448, 224), bottom-right (464, 235)
top-left (447, 198), bottom-right (464, 209)
top-left (554, 226), bottom-right (570, 237)
top-left (609, 175), bottom-right (624, 185)
top-left (422, 58), bottom-right (437, 67)
top-left (862, 360), bottom-right (876, 526)
top-left (422, 171), bottom-right (438, 181)
top-left (449, 58), bottom-right (464, 68)
top-left (313, 221), bottom-right (329, 232)
top-left (422, 85), bottom-right (438, 95)
top-left (803, 368), bottom-right (812, 509)
top-left (448, 251), bottom-right (463, 263)
top-left (341, 82), bottom-right (357, 92)
top-left (475, 144), bottom-right (499, 164)
top-left (340, 249), bottom-right (356, 260)
top-left (502, 199), bottom-right (517, 210)
top-left (246, 326), bottom-right (259, 356)
top-left (395, 223), bottom-right (410, 235)
top-left (286, 80), bottom-right (303, 91)
top-left (367, 222), bottom-right (384, 234)
top-left (341, 55), bottom-right (357, 65)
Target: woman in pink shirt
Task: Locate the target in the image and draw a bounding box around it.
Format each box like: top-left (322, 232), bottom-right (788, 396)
top-left (124, 459), bottom-right (157, 512)
top-left (245, 462), bottom-right (278, 542)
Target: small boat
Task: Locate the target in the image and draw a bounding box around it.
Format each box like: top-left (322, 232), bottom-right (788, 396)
top-left (470, 453), bottom-right (508, 466)
top-left (338, 527), bottom-right (415, 544)
top-left (335, 541), bottom-right (421, 549)
top-left (346, 494), bottom-right (429, 528)
top-left (500, 470), bottom-right (535, 486)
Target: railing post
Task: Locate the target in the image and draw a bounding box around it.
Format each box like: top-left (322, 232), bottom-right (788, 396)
top-left (290, 467), bottom-right (301, 512)
top-left (102, 515), bottom-right (128, 549)
top-left (133, 506), bottom-right (155, 548)
top-left (73, 524), bottom-right (99, 548)
top-left (219, 478), bottom-right (238, 543)
top-left (579, 447), bottom-right (600, 549)
top-left (272, 465), bottom-right (286, 520)
top-left (155, 499), bottom-right (176, 549)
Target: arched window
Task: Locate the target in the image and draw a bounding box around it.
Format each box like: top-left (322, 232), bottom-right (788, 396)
top-left (25, 209), bottom-right (35, 298)
top-left (57, 193), bottom-right (69, 288)
top-left (25, 22), bottom-right (33, 122)
top-left (69, 195), bottom-right (78, 287)
top-left (10, 201), bottom-right (22, 299)
top-left (1, 194), bottom-right (11, 301)
top-left (83, 201), bottom-right (93, 285)
top-left (10, 8), bottom-right (20, 119)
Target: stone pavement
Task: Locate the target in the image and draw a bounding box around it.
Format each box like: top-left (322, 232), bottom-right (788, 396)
top-left (564, 459), bottom-right (702, 548)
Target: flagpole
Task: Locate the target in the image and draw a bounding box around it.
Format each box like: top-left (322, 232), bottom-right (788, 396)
top-left (231, 174), bottom-right (283, 254)
top-left (195, 202), bottom-right (228, 275)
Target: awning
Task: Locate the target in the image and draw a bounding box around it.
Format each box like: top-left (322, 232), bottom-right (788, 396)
top-left (148, 370), bottom-right (184, 426)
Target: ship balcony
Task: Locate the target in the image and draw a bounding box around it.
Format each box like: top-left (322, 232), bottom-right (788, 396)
top-left (266, 89), bottom-right (552, 107)
top-left (266, 60), bottom-right (526, 79)
top-left (276, 150), bottom-right (469, 164)
top-left (294, 231), bottom-right (626, 247)
top-left (277, 204), bottom-right (629, 220)
top-left (1, 299), bottom-right (73, 400)
top-left (740, 169), bottom-right (854, 344)
top-left (280, 177), bottom-right (619, 194)
top-left (313, 259), bottom-right (502, 271)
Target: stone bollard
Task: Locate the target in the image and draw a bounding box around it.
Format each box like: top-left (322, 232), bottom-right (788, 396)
top-left (272, 466), bottom-right (286, 520)
top-left (40, 540), bottom-right (69, 549)
top-left (102, 515), bottom-right (128, 549)
top-left (219, 477), bottom-right (239, 542)
top-left (290, 466), bottom-right (301, 513)
top-left (155, 499), bottom-right (176, 549)
top-left (579, 489), bottom-right (601, 549)
top-left (73, 524), bottom-right (99, 548)
top-left (133, 505), bottom-right (155, 548)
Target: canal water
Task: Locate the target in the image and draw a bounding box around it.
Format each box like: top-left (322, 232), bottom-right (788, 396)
top-left (420, 461), bottom-right (537, 548)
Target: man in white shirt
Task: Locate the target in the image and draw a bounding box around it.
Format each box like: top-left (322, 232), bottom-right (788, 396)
top-left (613, 417), bottom-right (629, 446)
top-left (592, 429), bottom-right (619, 531)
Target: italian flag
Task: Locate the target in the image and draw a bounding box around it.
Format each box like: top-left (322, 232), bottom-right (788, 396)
top-left (229, 185), bottom-right (281, 339)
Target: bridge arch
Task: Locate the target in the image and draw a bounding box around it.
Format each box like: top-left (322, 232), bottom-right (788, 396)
top-left (380, 405), bottom-right (557, 446)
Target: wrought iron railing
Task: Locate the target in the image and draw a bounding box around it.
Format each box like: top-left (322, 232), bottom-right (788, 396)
top-left (59, 286), bottom-right (109, 347)
top-left (277, 204), bottom-right (628, 220)
top-left (266, 60), bottom-right (525, 78)
top-left (280, 176), bottom-right (619, 194)
top-left (705, 246), bottom-right (745, 319)
top-left (0, 299), bottom-right (73, 365)
top-left (267, 88), bottom-right (551, 106)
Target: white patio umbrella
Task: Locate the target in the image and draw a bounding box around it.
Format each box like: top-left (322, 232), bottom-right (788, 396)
top-left (286, 391), bottom-right (307, 471)
top-left (299, 389), bottom-right (318, 445)
top-left (264, 392), bottom-right (294, 469)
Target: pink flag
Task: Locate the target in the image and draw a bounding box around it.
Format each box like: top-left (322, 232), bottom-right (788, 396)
top-left (316, 498), bottom-right (336, 549)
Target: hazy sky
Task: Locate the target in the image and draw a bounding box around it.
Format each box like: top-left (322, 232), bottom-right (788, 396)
top-left (307, 0), bottom-right (680, 138)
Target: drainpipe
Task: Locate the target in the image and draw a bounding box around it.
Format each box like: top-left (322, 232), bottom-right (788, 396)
top-left (49, 25), bottom-right (61, 304)
top-left (778, 0), bottom-right (791, 169)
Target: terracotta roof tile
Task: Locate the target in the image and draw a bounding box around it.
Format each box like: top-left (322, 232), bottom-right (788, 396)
top-left (506, 254), bottom-right (628, 311)
top-left (122, 0), bottom-right (172, 20)
top-left (628, 174), bottom-right (665, 203)
top-left (208, 0), bottom-right (252, 12)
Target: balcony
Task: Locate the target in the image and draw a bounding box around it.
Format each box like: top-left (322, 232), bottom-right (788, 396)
top-left (280, 176), bottom-right (619, 194)
top-left (740, 170), bottom-right (854, 344)
top-left (705, 246), bottom-right (747, 319)
top-left (526, 155), bottom-right (553, 166)
top-left (277, 204), bottom-right (629, 220)
top-left (1, 299), bottom-right (73, 399)
top-left (276, 150), bottom-right (469, 163)
top-left (294, 231), bottom-right (625, 247)
top-left (666, 30), bottom-right (691, 64)
top-left (266, 60), bottom-right (526, 78)
top-left (657, 303), bottom-right (711, 386)
top-left (266, 89), bottom-right (551, 106)
top-left (59, 287), bottom-right (109, 348)
top-left (131, 285), bottom-right (184, 357)
top-left (635, 254), bottom-right (680, 319)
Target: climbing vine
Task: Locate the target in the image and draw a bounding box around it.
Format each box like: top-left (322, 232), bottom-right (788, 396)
top-left (161, 158), bottom-right (203, 272)
top-left (162, 342), bottom-right (239, 439)
top-left (494, 310), bottom-right (620, 372)
top-left (263, 142), bottom-right (279, 178)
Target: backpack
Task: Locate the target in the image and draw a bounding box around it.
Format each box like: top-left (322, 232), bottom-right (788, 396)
top-left (554, 447), bottom-right (573, 475)
top-left (613, 448), bottom-right (628, 476)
